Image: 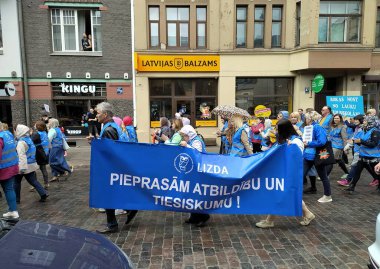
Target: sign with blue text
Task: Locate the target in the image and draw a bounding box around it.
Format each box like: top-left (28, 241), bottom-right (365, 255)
top-left (326, 96), bottom-right (364, 117)
top-left (90, 140), bottom-right (303, 216)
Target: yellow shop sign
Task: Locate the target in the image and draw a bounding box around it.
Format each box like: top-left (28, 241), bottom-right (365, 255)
top-left (136, 54), bottom-right (220, 72)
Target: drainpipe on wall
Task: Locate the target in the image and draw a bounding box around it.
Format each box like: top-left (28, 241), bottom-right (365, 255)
top-left (17, 0), bottom-right (30, 126)
top-left (131, 0), bottom-right (137, 127)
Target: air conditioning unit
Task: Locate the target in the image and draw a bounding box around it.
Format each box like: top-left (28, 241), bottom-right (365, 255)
top-left (66, 72), bottom-right (71, 79)
top-left (86, 72), bottom-right (91, 79)
top-left (46, 72), bottom-right (52, 79)
top-left (105, 73), bottom-right (110, 79)
top-left (123, 73), bottom-right (129, 80)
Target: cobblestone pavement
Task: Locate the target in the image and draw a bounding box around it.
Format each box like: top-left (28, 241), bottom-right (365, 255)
top-left (1, 146), bottom-right (379, 269)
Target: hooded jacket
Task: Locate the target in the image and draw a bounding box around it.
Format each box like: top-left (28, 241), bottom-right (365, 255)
top-left (279, 111), bottom-right (289, 119)
top-left (15, 125), bottom-right (39, 174)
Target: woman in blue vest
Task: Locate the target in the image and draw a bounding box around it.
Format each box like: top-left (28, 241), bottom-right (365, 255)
top-left (120, 116), bottom-right (138, 142)
top-left (48, 118), bottom-right (72, 182)
top-left (256, 119), bottom-right (315, 228)
top-left (14, 124), bottom-right (48, 203)
top-left (326, 114), bottom-right (349, 178)
top-left (345, 115), bottom-right (380, 194)
top-left (229, 115), bottom-right (253, 157)
top-left (0, 121), bottom-right (19, 219)
top-left (179, 125), bottom-right (209, 227)
top-left (31, 121), bottom-right (50, 189)
top-left (302, 111), bottom-right (332, 203)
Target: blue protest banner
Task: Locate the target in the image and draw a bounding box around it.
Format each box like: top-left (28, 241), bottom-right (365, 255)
top-left (326, 96), bottom-right (364, 117)
top-left (89, 140), bottom-right (303, 216)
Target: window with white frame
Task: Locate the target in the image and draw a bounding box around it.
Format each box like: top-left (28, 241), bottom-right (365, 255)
top-left (318, 1), bottom-right (361, 43)
top-left (51, 9), bottom-right (102, 52)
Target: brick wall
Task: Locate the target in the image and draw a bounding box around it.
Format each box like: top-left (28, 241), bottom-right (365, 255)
top-left (22, 0), bottom-right (132, 80)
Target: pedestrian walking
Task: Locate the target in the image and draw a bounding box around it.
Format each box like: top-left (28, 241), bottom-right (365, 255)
top-left (302, 111), bottom-right (332, 203)
top-left (47, 118), bottom-right (72, 182)
top-left (0, 121), bottom-right (19, 219)
top-left (14, 124), bottom-right (48, 203)
top-left (94, 102), bottom-right (137, 234)
top-left (179, 125), bottom-right (210, 227)
top-left (31, 121), bottom-right (50, 189)
top-left (256, 119), bottom-right (315, 228)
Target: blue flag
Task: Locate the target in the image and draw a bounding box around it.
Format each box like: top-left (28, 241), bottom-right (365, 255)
top-left (90, 140), bottom-right (303, 216)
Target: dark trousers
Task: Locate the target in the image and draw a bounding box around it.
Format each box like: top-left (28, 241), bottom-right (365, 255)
top-left (251, 143), bottom-right (262, 153)
top-left (304, 159), bottom-right (331, 196)
top-left (88, 124), bottom-right (98, 137)
top-left (105, 209), bottom-right (118, 229)
top-left (326, 160), bottom-right (349, 176)
top-left (351, 159), bottom-right (380, 188)
top-left (14, 172), bottom-right (47, 202)
top-left (40, 164), bottom-right (49, 184)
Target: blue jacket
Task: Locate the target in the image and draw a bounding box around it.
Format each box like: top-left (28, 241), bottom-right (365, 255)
top-left (99, 122), bottom-right (123, 139)
top-left (0, 131), bottom-right (19, 169)
top-left (230, 127), bottom-right (249, 157)
top-left (280, 111), bottom-right (289, 119)
top-left (18, 137), bottom-right (37, 164)
top-left (304, 122), bottom-right (327, 161)
top-left (359, 128), bottom-right (380, 158)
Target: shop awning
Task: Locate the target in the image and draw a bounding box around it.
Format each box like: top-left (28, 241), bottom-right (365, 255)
top-left (44, 1), bottom-right (103, 8)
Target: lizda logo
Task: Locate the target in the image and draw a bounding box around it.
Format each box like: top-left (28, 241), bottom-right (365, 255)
top-left (60, 83), bottom-right (96, 94)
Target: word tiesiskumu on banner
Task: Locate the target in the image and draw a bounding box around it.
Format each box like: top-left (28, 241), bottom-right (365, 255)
top-left (89, 140), bottom-right (303, 216)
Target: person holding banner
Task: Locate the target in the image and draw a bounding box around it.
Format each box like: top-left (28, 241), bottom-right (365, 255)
top-left (256, 119), bottom-right (315, 228)
top-left (179, 125), bottom-right (210, 227)
top-left (229, 115), bottom-right (253, 157)
top-left (302, 111), bottom-right (332, 203)
top-left (162, 118), bottom-right (183, 146)
top-left (94, 102), bottom-right (138, 234)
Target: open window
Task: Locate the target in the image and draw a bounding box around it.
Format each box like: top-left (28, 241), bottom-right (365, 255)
top-left (51, 9), bottom-right (102, 52)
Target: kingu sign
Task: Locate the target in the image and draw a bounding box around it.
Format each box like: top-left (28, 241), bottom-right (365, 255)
top-left (60, 83), bottom-right (96, 94)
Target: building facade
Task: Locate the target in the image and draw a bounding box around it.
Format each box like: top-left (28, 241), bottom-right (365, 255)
top-left (20, 0), bottom-right (133, 136)
top-left (134, 0), bottom-right (380, 143)
top-left (0, 0), bottom-right (24, 127)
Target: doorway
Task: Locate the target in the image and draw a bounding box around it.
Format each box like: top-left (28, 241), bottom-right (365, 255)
top-left (0, 100), bottom-right (12, 127)
top-left (314, 77), bottom-right (339, 112)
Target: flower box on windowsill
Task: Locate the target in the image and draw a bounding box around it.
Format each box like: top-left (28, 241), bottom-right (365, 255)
top-left (50, 52), bottom-right (102, 57)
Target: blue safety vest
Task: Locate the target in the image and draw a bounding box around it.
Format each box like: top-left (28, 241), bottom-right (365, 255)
top-left (125, 126), bottom-right (138, 142)
top-left (260, 128), bottom-right (273, 148)
top-left (0, 131), bottom-right (19, 169)
top-left (296, 122), bottom-right (304, 133)
top-left (359, 128), bottom-right (380, 158)
top-left (320, 114), bottom-right (332, 135)
top-left (37, 131), bottom-right (49, 155)
top-left (352, 128), bottom-right (362, 153)
top-left (99, 121), bottom-right (123, 139)
top-left (329, 126), bottom-right (344, 149)
top-left (189, 136), bottom-right (206, 153)
top-left (230, 127), bottom-right (249, 157)
top-left (19, 136), bottom-right (36, 164)
top-left (51, 127), bottom-right (63, 148)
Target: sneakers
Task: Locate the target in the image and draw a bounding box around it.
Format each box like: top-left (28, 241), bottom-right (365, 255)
top-left (300, 213), bottom-right (315, 226)
top-left (255, 219), bottom-right (274, 228)
top-left (318, 195), bottom-right (332, 203)
top-left (369, 179), bottom-right (379, 187)
top-left (29, 187), bottom-right (35, 192)
top-left (337, 179), bottom-right (350, 187)
top-left (97, 208), bottom-right (106, 213)
top-left (115, 209), bottom-right (127, 216)
top-left (3, 211), bottom-right (19, 219)
top-left (340, 174), bottom-right (348, 179)
top-left (49, 176), bottom-right (59, 182)
top-left (39, 194), bottom-right (49, 202)
top-left (317, 177), bottom-right (321, 181)
top-left (70, 166), bottom-right (74, 173)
